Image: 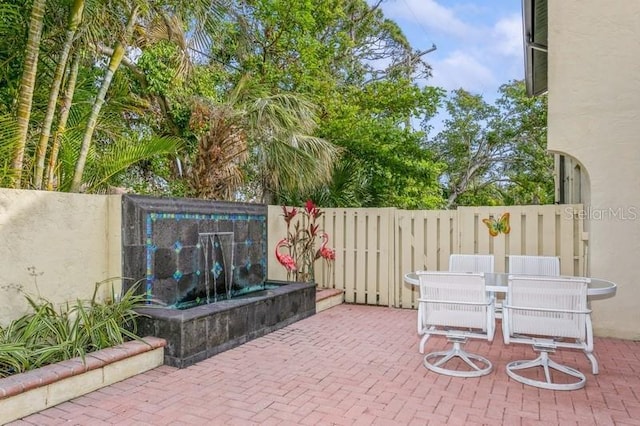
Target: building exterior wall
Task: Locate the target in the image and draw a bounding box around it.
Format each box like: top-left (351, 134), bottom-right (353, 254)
top-left (0, 189), bottom-right (122, 326)
top-left (547, 1), bottom-right (640, 339)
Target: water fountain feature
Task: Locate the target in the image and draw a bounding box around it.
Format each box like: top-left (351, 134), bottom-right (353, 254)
top-left (121, 195), bottom-right (316, 367)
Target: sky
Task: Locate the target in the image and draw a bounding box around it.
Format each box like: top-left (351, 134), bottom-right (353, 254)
top-left (373, 0), bottom-right (525, 128)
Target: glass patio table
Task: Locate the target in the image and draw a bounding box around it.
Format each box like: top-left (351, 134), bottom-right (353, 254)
top-left (403, 271), bottom-right (617, 297)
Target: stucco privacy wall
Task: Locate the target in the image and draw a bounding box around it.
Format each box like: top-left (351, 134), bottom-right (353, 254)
top-left (547, 1), bottom-right (640, 339)
top-left (0, 189), bottom-right (122, 326)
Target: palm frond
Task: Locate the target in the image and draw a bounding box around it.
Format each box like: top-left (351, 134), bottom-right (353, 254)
top-left (247, 93), bottom-right (319, 135)
top-left (0, 113), bottom-right (18, 148)
top-left (137, 13), bottom-right (192, 79)
top-left (179, 0), bottom-right (227, 62)
top-left (83, 135), bottom-right (182, 193)
top-left (262, 134), bottom-right (340, 195)
top-left (0, 114), bottom-right (19, 184)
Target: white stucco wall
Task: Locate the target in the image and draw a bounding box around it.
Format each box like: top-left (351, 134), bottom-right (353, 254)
top-left (0, 189), bottom-right (122, 326)
top-left (547, 1), bottom-right (640, 339)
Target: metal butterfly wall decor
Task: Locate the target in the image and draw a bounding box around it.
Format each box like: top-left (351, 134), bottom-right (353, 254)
top-left (482, 213), bottom-right (511, 237)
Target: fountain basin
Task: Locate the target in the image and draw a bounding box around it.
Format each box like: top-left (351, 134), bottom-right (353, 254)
top-left (121, 195), bottom-right (316, 368)
top-left (135, 280), bottom-right (316, 368)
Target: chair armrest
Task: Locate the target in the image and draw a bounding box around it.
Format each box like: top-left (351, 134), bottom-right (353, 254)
top-left (418, 298), bottom-right (492, 307)
top-left (502, 304), bottom-right (591, 315)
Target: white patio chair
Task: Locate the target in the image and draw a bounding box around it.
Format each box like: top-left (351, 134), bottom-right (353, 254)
top-left (508, 255), bottom-right (560, 276)
top-left (449, 254), bottom-right (495, 274)
top-left (417, 272), bottom-right (495, 377)
top-left (502, 275), bottom-right (597, 390)
top-left (448, 254), bottom-right (499, 316)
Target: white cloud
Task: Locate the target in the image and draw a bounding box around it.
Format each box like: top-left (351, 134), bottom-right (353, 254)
top-left (429, 50), bottom-right (497, 94)
top-left (383, 0), bottom-right (476, 40)
top-left (491, 14), bottom-right (524, 58)
top-left (374, 1), bottom-right (525, 98)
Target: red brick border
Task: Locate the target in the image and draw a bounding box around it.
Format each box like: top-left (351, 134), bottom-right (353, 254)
top-left (0, 336), bottom-right (166, 400)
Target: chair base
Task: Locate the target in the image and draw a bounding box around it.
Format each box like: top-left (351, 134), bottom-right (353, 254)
top-left (506, 351), bottom-right (586, 390)
top-left (586, 351), bottom-right (599, 375)
top-left (423, 341), bottom-right (493, 378)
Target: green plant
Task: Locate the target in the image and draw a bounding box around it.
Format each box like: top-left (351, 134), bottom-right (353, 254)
top-left (275, 200), bottom-right (335, 283)
top-left (0, 342), bottom-right (29, 378)
top-left (0, 279), bottom-right (146, 378)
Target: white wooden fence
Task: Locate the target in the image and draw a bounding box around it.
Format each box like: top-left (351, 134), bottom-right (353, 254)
top-left (268, 204), bottom-right (588, 309)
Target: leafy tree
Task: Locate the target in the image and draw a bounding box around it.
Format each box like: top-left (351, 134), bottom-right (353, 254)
top-left (495, 81), bottom-right (552, 205)
top-left (0, 0), bottom-right (223, 192)
top-left (70, 3), bottom-right (144, 192)
top-left (0, 2), bottom-right (24, 116)
top-left (211, 0), bottom-right (441, 208)
top-left (0, 0), bottom-right (445, 207)
top-left (217, 0), bottom-right (431, 93)
top-left (316, 81), bottom-right (445, 208)
top-left (426, 81), bottom-right (552, 208)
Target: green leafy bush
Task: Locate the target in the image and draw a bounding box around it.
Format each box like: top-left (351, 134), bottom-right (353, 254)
top-left (0, 280), bottom-right (146, 378)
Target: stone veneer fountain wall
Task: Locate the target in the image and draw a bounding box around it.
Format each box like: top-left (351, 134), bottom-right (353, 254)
top-left (121, 195), bottom-right (316, 367)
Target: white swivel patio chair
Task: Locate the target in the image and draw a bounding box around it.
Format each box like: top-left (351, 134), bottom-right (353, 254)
top-left (417, 272), bottom-right (495, 377)
top-left (416, 255), bottom-right (493, 337)
top-left (502, 275), bottom-right (597, 390)
top-left (508, 255), bottom-right (560, 276)
top-left (448, 254), bottom-right (500, 315)
top-left (449, 254), bottom-right (495, 274)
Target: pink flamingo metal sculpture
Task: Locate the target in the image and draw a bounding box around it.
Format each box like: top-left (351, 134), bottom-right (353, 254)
top-left (316, 232), bottom-right (336, 261)
top-left (275, 238), bottom-right (297, 277)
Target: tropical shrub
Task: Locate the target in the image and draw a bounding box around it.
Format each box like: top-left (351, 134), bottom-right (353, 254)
top-left (0, 280), bottom-right (145, 378)
top-left (275, 200), bottom-right (335, 283)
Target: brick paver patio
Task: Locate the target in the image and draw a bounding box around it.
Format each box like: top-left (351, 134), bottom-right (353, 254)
top-left (8, 304), bottom-right (640, 425)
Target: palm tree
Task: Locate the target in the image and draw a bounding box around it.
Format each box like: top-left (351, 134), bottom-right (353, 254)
top-left (11, 0), bottom-right (46, 188)
top-left (183, 77), bottom-right (339, 203)
top-left (70, 3), bottom-right (142, 192)
top-left (45, 51), bottom-right (80, 190)
top-left (32, 0), bottom-right (85, 189)
top-left (187, 99), bottom-right (248, 200)
top-left (235, 80), bottom-right (340, 204)
top-left (68, 0), bottom-right (227, 192)
top-left (276, 158), bottom-right (372, 207)
top-left (4, 0), bottom-right (337, 197)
